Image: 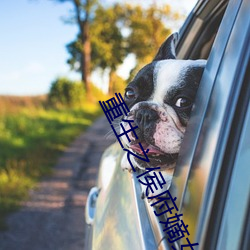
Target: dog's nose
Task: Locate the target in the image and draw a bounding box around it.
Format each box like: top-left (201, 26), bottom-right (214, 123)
top-left (135, 109), bottom-right (159, 130)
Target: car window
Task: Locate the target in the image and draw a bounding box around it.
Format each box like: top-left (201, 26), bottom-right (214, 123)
top-left (177, 0), bottom-right (229, 60)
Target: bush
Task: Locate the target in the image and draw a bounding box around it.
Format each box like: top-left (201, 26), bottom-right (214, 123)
top-left (112, 74), bottom-right (126, 95)
top-left (90, 84), bottom-right (109, 101)
top-left (48, 77), bottom-right (85, 108)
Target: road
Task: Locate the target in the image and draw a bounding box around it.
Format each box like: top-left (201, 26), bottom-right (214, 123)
top-left (0, 116), bottom-right (114, 250)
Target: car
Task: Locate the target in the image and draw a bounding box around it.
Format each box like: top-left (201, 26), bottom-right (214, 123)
top-left (85, 0), bottom-right (250, 249)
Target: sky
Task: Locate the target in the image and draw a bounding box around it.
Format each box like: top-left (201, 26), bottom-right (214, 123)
top-left (0, 0), bottom-right (197, 96)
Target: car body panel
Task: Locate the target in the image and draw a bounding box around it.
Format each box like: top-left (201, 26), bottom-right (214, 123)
top-left (92, 143), bottom-right (158, 250)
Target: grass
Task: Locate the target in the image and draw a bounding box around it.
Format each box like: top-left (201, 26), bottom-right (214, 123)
top-left (0, 95), bottom-right (102, 230)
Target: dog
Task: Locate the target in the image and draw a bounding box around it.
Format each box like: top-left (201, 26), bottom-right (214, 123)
top-left (121, 33), bottom-right (206, 196)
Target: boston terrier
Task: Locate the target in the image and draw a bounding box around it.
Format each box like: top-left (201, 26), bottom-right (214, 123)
top-left (121, 33), bottom-right (206, 195)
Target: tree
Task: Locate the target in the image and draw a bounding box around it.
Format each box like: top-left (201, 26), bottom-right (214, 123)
top-left (54, 0), bottom-right (98, 96)
top-left (90, 4), bottom-right (127, 94)
top-left (67, 4), bottom-right (127, 94)
top-left (65, 3), bottom-right (174, 93)
top-left (124, 4), bottom-right (172, 69)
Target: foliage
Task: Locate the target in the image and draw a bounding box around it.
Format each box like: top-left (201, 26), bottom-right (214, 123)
top-left (90, 4), bottom-right (126, 72)
top-left (0, 96), bottom-right (102, 230)
top-left (66, 38), bottom-right (82, 72)
top-left (110, 72), bottom-right (126, 94)
top-left (54, 2), bottom-right (177, 97)
top-left (66, 3), bottom-right (174, 93)
top-left (66, 4), bottom-right (127, 94)
top-left (48, 77), bottom-right (85, 108)
top-left (90, 83), bottom-right (109, 101)
top-left (123, 4), bottom-right (172, 65)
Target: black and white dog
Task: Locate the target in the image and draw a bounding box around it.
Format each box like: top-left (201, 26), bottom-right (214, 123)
top-left (121, 33), bottom-right (206, 192)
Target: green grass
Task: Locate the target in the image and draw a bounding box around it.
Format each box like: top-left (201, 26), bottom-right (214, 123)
top-left (0, 97), bottom-right (102, 230)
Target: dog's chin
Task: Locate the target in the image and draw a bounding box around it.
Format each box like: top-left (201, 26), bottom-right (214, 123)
top-left (129, 142), bottom-right (179, 169)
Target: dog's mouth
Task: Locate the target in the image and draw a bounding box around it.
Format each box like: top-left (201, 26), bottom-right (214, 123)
top-left (129, 141), bottom-right (178, 166)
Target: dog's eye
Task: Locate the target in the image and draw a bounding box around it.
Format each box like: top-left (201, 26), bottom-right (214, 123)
top-left (125, 89), bottom-right (136, 100)
top-left (175, 97), bottom-right (192, 108)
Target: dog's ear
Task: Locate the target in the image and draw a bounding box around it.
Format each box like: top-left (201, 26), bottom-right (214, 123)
top-left (153, 32), bottom-right (179, 61)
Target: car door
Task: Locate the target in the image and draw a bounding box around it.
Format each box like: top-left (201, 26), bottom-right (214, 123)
top-left (89, 143), bottom-right (158, 250)
top-left (171, 0), bottom-right (250, 249)
top-left (85, 0), bottom-right (238, 249)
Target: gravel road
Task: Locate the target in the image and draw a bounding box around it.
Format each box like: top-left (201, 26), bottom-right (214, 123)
top-left (0, 116), bottom-right (114, 250)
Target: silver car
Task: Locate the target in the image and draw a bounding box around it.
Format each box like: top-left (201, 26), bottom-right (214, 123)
top-left (85, 0), bottom-right (250, 249)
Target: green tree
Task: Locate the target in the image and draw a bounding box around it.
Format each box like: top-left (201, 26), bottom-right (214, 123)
top-left (124, 4), bottom-right (172, 69)
top-left (66, 3), bottom-right (174, 93)
top-left (53, 0), bottom-right (98, 97)
top-left (90, 4), bottom-right (127, 94)
top-left (67, 4), bottom-right (127, 94)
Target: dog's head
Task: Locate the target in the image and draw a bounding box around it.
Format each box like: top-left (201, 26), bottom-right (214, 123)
top-left (122, 33), bottom-right (206, 171)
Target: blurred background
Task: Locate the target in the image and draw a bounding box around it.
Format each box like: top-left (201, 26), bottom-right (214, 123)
top-left (0, 0), bottom-right (196, 232)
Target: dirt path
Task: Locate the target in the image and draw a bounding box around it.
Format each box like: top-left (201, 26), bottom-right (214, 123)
top-left (0, 116), bottom-right (114, 250)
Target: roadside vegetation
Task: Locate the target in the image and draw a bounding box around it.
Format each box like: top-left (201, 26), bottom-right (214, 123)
top-left (0, 81), bottom-right (106, 230)
top-left (0, 0), bottom-right (180, 231)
